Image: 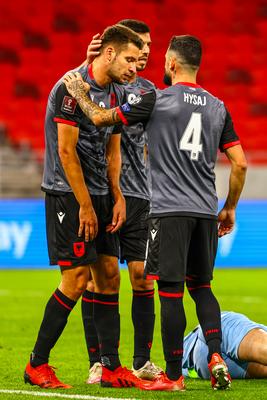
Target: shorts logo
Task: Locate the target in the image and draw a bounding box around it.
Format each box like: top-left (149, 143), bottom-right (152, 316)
top-left (150, 229), bottom-right (158, 241)
top-left (61, 96), bottom-right (77, 114)
top-left (73, 242), bottom-right (85, 257)
top-left (57, 212), bottom-right (65, 224)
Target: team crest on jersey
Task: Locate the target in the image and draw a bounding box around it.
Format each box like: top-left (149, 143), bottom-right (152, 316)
top-left (61, 96), bottom-right (77, 114)
top-left (121, 103), bottom-right (131, 112)
top-left (73, 241), bottom-right (85, 257)
top-left (127, 93), bottom-right (142, 105)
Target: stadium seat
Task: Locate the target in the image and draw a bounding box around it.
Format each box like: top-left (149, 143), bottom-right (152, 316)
top-left (1, 0), bottom-right (266, 160)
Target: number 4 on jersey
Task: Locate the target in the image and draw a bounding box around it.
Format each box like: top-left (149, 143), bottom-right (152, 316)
top-left (179, 112), bottom-right (203, 160)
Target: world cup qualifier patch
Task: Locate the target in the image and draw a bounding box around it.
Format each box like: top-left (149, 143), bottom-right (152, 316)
top-left (61, 96), bottom-right (77, 114)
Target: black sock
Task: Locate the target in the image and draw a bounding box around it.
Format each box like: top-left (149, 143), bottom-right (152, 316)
top-left (158, 281), bottom-right (185, 380)
top-left (187, 279), bottom-right (222, 363)
top-left (206, 338), bottom-right (222, 361)
top-left (132, 289), bottom-right (155, 370)
top-left (81, 290), bottom-right (100, 367)
top-left (93, 292), bottom-right (120, 371)
top-left (31, 288), bottom-right (76, 367)
top-left (166, 361), bottom-right (181, 381)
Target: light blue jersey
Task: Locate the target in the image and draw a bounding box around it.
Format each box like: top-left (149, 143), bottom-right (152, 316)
top-left (182, 311), bottom-right (267, 379)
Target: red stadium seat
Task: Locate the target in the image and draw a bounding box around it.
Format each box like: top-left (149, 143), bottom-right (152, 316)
top-left (0, 0), bottom-right (266, 159)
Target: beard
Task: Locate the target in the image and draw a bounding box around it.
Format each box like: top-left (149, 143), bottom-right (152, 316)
top-left (163, 72), bottom-right (172, 86)
top-left (108, 69), bottom-right (124, 84)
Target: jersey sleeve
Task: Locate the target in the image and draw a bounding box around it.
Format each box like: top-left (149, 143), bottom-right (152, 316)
top-left (115, 90), bottom-right (156, 126)
top-left (54, 83), bottom-right (83, 127)
top-left (219, 108), bottom-right (240, 152)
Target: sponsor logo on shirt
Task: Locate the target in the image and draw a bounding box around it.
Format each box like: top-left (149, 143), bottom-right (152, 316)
top-left (127, 93), bottom-right (142, 105)
top-left (61, 96), bottom-right (77, 114)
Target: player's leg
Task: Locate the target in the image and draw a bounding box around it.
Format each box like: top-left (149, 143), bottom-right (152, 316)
top-left (128, 260), bottom-right (162, 378)
top-left (186, 218), bottom-right (231, 390)
top-left (25, 192), bottom-right (97, 389)
top-left (142, 216), bottom-right (198, 391)
top-left (81, 194), bottom-right (120, 384)
top-left (91, 254), bottom-right (152, 389)
top-left (121, 197), bottom-right (159, 378)
top-left (246, 362), bottom-right (267, 378)
top-left (215, 312), bottom-right (267, 379)
top-left (238, 328), bottom-right (267, 365)
top-left (81, 273), bottom-right (102, 384)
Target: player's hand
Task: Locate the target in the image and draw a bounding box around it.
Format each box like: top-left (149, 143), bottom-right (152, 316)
top-left (79, 204), bottom-right (98, 242)
top-left (217, 207), bottom-right (235, 237)
top-left (63, 72), bottom-right (90, 99)
top-left (106, 195), bottom-right (126, 233)
top-left (87, 33), bottom-right (102, 64)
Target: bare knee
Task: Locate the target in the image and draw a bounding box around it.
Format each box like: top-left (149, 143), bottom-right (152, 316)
top-left (92, 255), bottom-right (120, 294)
top-left (60, 266), bottom-right (90, 300)
top-left (128, 261), bottom-right (154, 291)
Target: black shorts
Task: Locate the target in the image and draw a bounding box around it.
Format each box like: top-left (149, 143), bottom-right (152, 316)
top-left (119, 197), bottom-right (149, 263)
top-left (45, 192), bottom-right (119, 267)
top-left (144, 216), bottom-right (218, 282)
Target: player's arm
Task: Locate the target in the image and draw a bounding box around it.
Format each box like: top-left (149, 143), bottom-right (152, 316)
top-left (218, 109), bottom-right (247, 237)
top-left (55, 84), bottom-right (98, 242)
top-left (57, 125), bottom-right (98, 242)
top-left (106, 132), bottom-right (126, 233)
top-left (63, 72), bottom-right (155, 127)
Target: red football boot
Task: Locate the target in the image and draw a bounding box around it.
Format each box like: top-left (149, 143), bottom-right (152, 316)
top-left (24, 362), bottom-right (72, 389)
top-left (145, 372), bottom-right (186, 391)
top-left (101, 366), bottom-right (155, 389)
top-left (208, 353), bottom-right (231, 390)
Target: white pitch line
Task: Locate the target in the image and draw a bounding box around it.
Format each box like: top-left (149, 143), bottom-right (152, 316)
top-left (0, 389), bottom-right (139, 400)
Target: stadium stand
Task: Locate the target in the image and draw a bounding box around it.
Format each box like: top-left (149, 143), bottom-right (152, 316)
top-left (0, 0), bottom-right (267, 197)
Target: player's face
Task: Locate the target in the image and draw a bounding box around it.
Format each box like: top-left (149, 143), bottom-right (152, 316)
top-left (163, 51), bottom-right (172, 86)
top-left (136, 32), bottom-right (151, 71)
top-left (108, 43), bottom-right (139, 84)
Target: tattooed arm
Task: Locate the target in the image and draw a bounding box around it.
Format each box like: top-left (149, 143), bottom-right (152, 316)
top-left (63, 72), bottom-right (121, 126)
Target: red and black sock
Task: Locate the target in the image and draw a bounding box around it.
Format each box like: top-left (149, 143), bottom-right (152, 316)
top-left (81, 290), bottom-right (100, 367)
top-left (158, 281), bottom-right (185, 380)
top-left (186, 278), bottom-right (222, 362)
top-left (132, 289), bottom-right (155, 370)
top-left (93, 292), bottom-right (120, 371)
top-left (31, 288), bottom-right (76, 367)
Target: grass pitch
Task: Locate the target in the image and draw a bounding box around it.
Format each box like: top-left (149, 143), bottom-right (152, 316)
top-left (0, 268), bottom-right (267, 400)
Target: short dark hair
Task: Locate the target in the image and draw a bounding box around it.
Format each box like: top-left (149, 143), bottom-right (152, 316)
top-left (117, 19), bottom-right (150, 34)
top-left (169, 35), bottom-right (202, 69)
top-left (101, 24), bottom-right (144, 53)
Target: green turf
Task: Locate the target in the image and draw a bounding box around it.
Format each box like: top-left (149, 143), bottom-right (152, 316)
top-left (0, 268), bottom-right (267, 400)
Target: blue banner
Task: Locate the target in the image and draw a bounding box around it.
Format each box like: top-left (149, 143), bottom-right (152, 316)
top-left (0, 199), bottom-right (266, 268)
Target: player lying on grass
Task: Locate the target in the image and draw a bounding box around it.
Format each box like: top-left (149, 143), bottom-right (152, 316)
top-left (182, 311), bottom-right (267, 380)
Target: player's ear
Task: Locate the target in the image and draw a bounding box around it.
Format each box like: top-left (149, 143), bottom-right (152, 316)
top-left (169, 57), bottom-right (176, 72)
top-left (105, 46), bottom-right (115, 62)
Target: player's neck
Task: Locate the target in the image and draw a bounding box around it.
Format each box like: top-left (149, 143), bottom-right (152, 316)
top-left (172, 72), bottom-right (197, 86)
top-left (91, 60), bottom-right (112, 87)
top-left (128, 73), bottom-right (138, 84)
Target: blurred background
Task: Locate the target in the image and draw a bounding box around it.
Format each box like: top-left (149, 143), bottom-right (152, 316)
top-left (0, 0), bottom-right (266, 268)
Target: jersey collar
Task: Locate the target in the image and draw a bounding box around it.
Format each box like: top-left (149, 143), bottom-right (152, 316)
top-left (88, 64), bottom-right (94, 80)
top-left (175, 82), bottom-right (202, 88)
